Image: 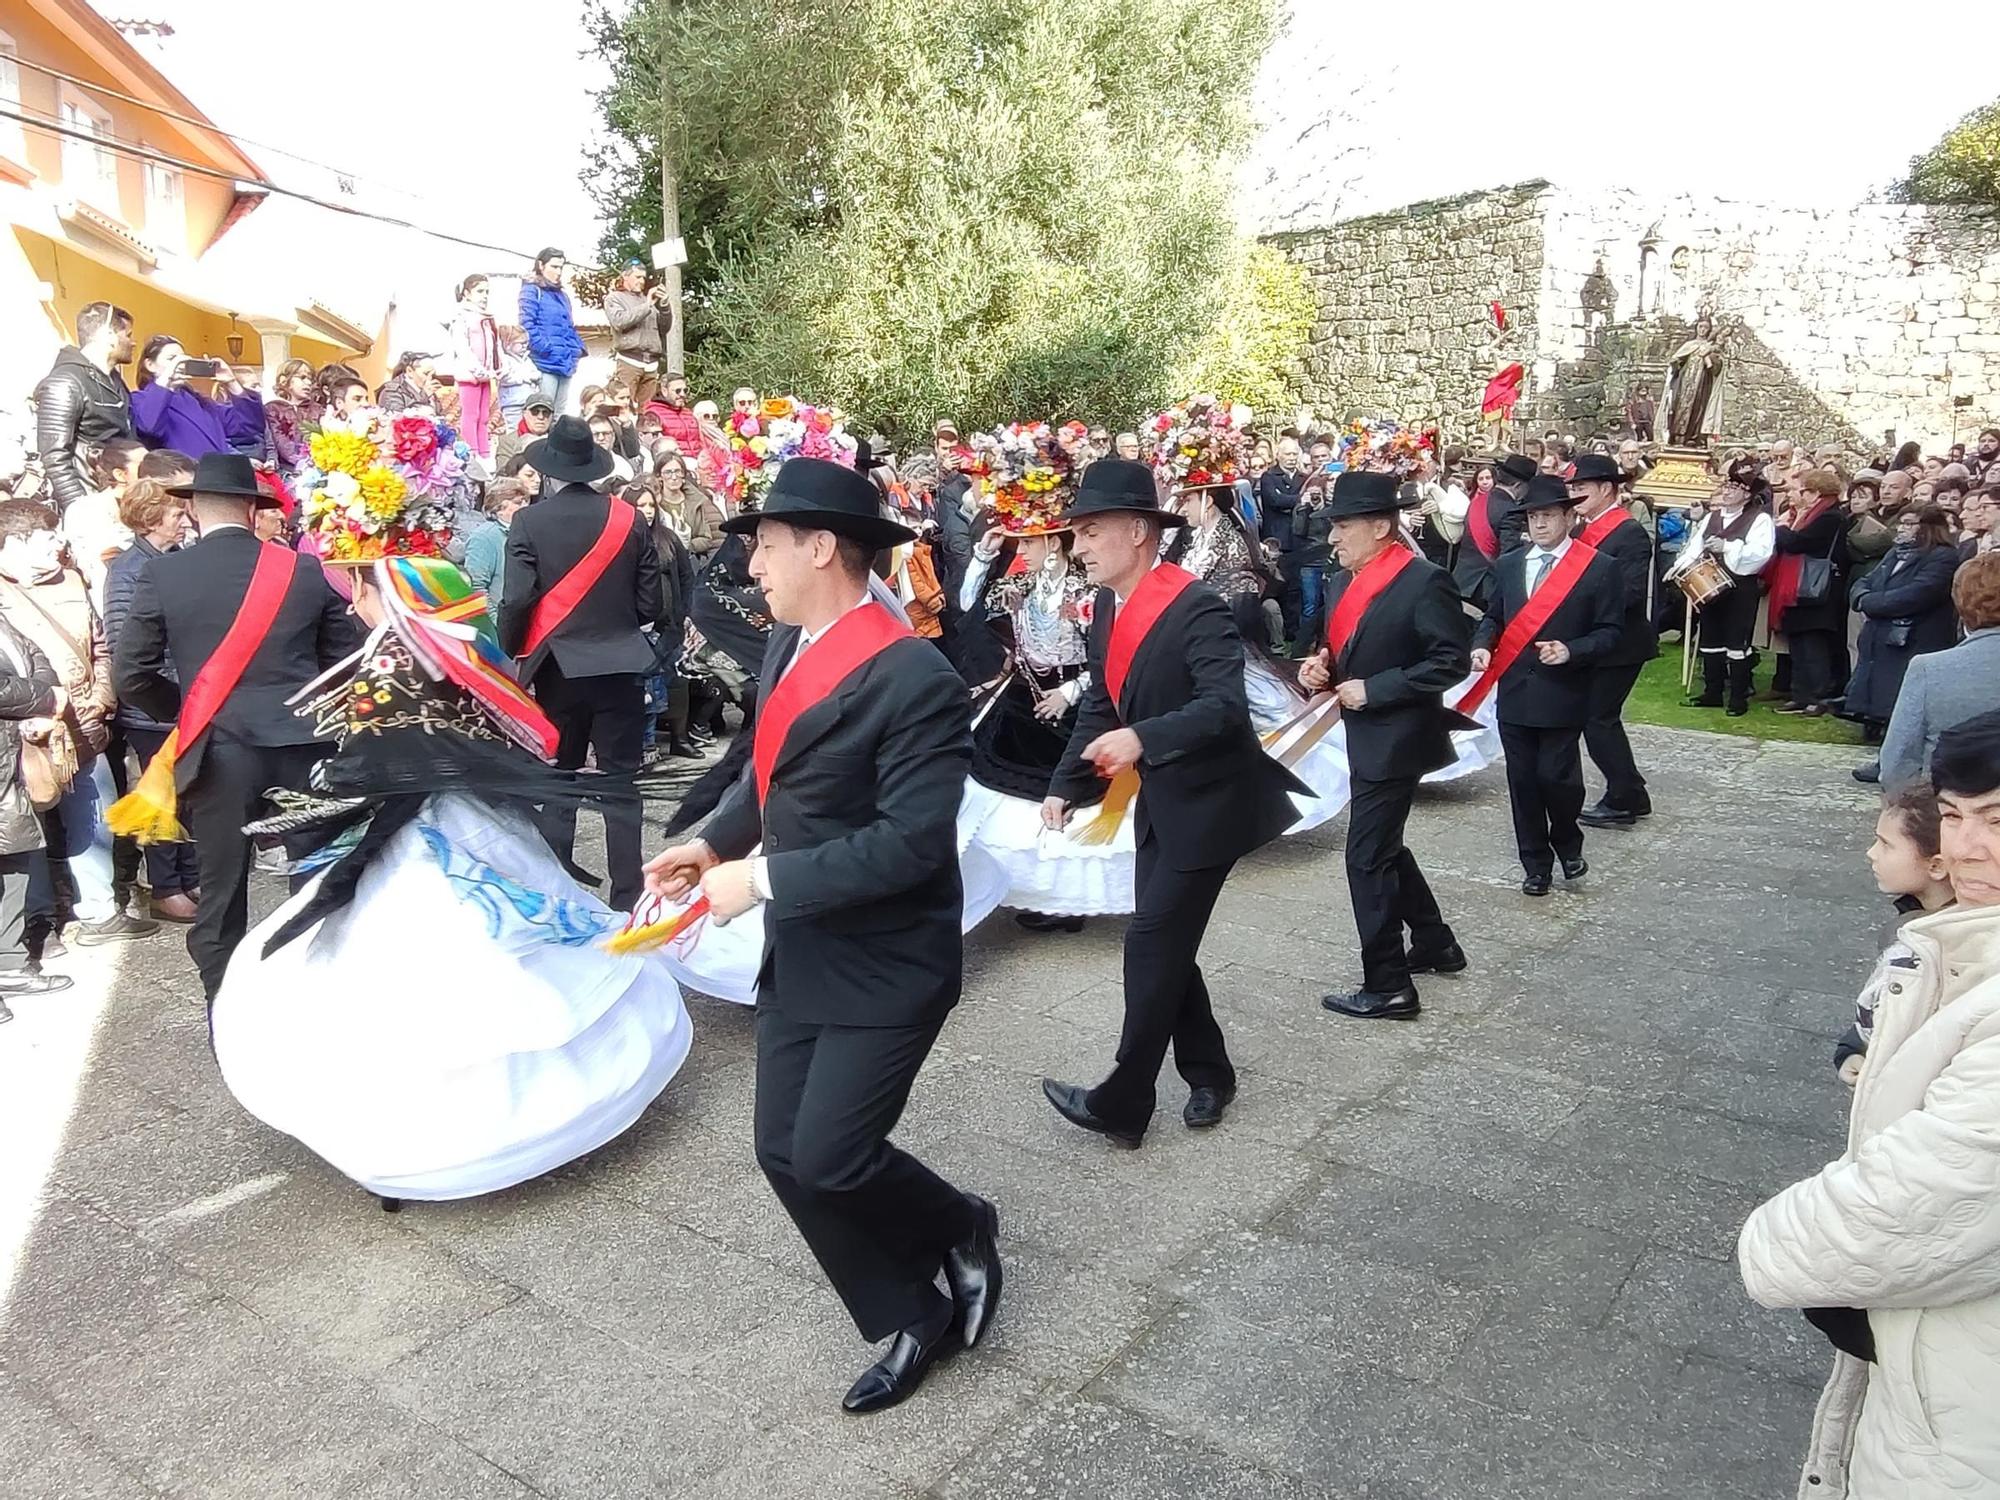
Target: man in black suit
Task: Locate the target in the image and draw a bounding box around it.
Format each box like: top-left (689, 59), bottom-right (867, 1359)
top-left (114, 453), bottom-right (362, 999)
top-left (1568, 454), bottom-right (1658, 828)
top-left (498, 416), bottom-right (661, 909)
top-left (644, 458), bottom-right (999, 1416)
top-left (1302, 471), bottom-right (1474, 1021)
top-left (1039, 460), bottom-right (1307, 1147)
top-left (1471, 475), bottom-right (1625, 895)
top-left (1452, 453), bottom-right (1534, 607)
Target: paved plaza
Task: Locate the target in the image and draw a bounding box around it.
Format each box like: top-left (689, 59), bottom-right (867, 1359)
top-left (0, 724), bottom-right (1879, 1499)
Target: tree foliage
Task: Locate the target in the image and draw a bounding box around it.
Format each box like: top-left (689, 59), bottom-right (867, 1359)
top-left (1172, 243), bottom-right (1315, 424)
top-left (586, 0), bottom-right (1281, 436)
top-left (1893, 97), bottom-right (2000, 207)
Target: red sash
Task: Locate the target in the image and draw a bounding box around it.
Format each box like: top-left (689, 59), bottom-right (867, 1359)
top-left (1324, 544), bottom-right (1414, 666)
top-left (1457, 543), bottom-right (1599, 714)
top-left (1467, 490), bottom-right (1500, 560)
top-left (178, 543), bottom-right (295, 750)
top-left (520, 499), bottom-right (636, 658)
top-left (1578, 506), bottom-right (1632, 548)
top-left (1105, 563), bottom-right (1197, 711)
top-left (753, 603), bottom-right (912, 803)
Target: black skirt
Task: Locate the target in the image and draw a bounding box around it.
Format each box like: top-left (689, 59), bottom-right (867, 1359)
top-left (1695, 575), bottom-right (1761, 652)
top-left (970, 667), bottom-right (1084, 802)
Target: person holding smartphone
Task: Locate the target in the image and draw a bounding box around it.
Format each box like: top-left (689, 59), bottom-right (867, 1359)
top-left (129, 334), bottom-right (265, 460)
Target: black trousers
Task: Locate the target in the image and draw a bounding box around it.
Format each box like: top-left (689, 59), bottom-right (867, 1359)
top-left (1787, 627), bottom-right (1844, 708)
top-left (126, 727), bottom-right (203, 896)
top-left (1087, 831), bottom-right (1235, 1130)
top-left (753, 1004), bottom-right (977, 1342)
top-left (1497, 721), bottom-right (1586, 877)
top-left (1582, 662), bottom-right (1649, 812)
top-left (1344, 775), bottom-right (1454, 993)
top-left (183, 739), bottom-right (324, 1000)
top-left (534, 666), bottom-right (646, 910)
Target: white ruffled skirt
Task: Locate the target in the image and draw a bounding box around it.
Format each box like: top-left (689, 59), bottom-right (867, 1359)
top-left (212, 793), bottom-right (694, 1201)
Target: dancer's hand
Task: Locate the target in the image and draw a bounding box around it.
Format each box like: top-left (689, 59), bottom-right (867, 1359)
top-left (645, 838), bottom-right (717, 899)
top-left (1470, 648), bottom-right (1493, 673)
top-left (700, 860), bottom-right (759, 921)
top-left (1534, 640), bottom-right (1571, 666)
top-left (1032, 687), bottom-right (1069, 722)
top-left (1082, 727), bottom-right (1142, 778)
top-left (1041, 797), bottom-right (1070, 831)
top-left (1298, 649), bottom-right (1331, 692)
top-left (1335, 678), bottom-right (1368, 710)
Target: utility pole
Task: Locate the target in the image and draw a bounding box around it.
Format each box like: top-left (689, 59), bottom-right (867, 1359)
top-left (659, 10), bottom-right (685, 373)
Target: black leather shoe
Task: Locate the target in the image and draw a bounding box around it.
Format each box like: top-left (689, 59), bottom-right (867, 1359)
top-left (1852, 761), bottom-right (1881, 785)
top-left (1014, 911), bottom-right (1085, 933)
top-left (1321, 985), bottom-right (1421, 1020)
top-left (1579, 800), bottom-right (1636, 829)
top-left (841, 1320), bottom-right (962, 1414)
top-left (1521, 874), bottom-right (1552, 897)
top-left (667, 736), bottom-right (704, 760)
top-left (1041, 1078), bottom-right (1144, 1148)
top-left (1406, 942), bottom-right (1466, 975)
top-left (1560, 856), bottom-right (1588, 881)
top-left (944, 1195), bottom-right (1002, 1349)
top-left (1183, 1084), bottom-right (1236, 1128)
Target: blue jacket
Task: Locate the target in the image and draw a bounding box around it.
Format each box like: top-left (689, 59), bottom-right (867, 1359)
top-left (518, 280), bottom-right (584, 377)
top-left (102, 537), bottom-right (178, 732)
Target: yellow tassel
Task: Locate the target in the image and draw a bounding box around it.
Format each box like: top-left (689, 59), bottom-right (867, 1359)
top-left (106, 728), bottom-right (189, 845)
top-left (1068, 770), bottom-right (1138, 846)
top-left (603, 897), bottom-right (708, 955)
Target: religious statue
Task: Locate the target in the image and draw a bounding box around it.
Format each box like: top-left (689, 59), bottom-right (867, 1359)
top-left (1663, 314), bottom-right (1725, 444)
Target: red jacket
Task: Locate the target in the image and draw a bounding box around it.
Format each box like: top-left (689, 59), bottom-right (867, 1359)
top-left (643, 399), bottom-right (702, 454)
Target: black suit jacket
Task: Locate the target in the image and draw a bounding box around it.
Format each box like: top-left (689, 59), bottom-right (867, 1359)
top-left (1451, 484), bottom-right (1528, 604)
top-left (112, 529), bottom-right (362, 789)
top-left (1321, 556), bottom-right (1472, 781)
top-left (1575, 512), bottom-right (1658, 667)
top-left (1051, 580), bottom-right (1306, 871)
top-left (497, 483), bottom-right (663, 678)
top-left (703, 625), bottom-right (970, 1029)
top-left (1472, 544), bottom-right (1625, 728)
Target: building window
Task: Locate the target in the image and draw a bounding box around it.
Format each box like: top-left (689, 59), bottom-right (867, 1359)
top-left (0, 33), bottom-right (22, 162)
top-left (144, 161), bottom-right (182, 242)
top-left (59, 87), bottom-right (118, 206)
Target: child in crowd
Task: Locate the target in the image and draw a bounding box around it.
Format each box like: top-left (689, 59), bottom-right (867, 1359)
top-left (1834, 782), bottom-right (1956, 1083)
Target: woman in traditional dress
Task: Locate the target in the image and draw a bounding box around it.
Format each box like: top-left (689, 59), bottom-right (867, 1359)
top-left (954, 486), bottom-right (1130, 928)
top-left (209, 557), bottom-right (693, 1205)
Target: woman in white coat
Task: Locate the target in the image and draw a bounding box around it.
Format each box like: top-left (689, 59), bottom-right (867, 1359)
top-left (1738, 709), bottom-right (2000, 1499)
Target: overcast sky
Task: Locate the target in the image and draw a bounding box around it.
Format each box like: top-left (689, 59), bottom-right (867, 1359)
top-left (108, 0), bottom-right (1997, 256)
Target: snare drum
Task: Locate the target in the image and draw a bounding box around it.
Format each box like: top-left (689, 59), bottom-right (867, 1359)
top-left (1674, 553), bottom-right (1734, 608)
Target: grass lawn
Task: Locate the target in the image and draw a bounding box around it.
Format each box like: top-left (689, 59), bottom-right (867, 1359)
top-left (1624, 646), bottom-right (1866, 746)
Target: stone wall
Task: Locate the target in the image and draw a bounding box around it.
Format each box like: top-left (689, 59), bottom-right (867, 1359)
top-left (1270, 182), bottom-right (2000, 454)
top-left (1265, 182), bottom-right (1546, 435)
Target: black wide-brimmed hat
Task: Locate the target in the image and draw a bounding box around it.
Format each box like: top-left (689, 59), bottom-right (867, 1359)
top-left (719, 457), bottom-right (916, 548)
top-left (1522, 474), bottom-right (1577, 511)
top-left (1568, 453), bottom-right (1627, 486)
top-left (1058, 458), bottom-right (1186, 529)
top-left (1493, 454), bottom-right (1539, 486)
top-left (1323, 469), bottom-right (1402, 520)
top-left (169, 450), bottom-right (264, 500)
top-left (523, 415), bottom-right (613, 485)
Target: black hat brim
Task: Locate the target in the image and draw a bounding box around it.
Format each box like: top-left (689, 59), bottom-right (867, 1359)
top-left (167, 480), bottom-right (264, 499)
top-left (720, 504), bottom-right (916, 549)
top-left (1056, 495), bottom-right (1188, 529)
top-left (521, 436), bottom-right (614, 485)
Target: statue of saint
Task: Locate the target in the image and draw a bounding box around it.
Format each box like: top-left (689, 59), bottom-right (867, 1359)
top-left (1663, 315), bottom-right (1725, 444)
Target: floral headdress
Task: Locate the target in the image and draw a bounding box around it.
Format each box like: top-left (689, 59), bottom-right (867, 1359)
top-left (722, 394), bottom-right (857, 506)
top-left (1334, 416), bottom-right (1438, 478)
top-left (982, 421), bottom-right (1075, 535)
top-left (1150, 396), bottom-right (1252, 491)
top-left (294, 409), bottom-right (470, 564)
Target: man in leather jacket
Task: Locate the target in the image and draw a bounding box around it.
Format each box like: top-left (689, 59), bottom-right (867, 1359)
top-left (33, 302), bottom-right (135, 516)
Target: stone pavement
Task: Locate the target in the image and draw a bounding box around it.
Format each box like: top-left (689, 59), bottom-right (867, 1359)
top-left (0, 724), bottom-right (1881, 1499)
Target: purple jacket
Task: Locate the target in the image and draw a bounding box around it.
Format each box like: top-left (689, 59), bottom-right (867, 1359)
top-left (130, 382), bottom-right (266, 459)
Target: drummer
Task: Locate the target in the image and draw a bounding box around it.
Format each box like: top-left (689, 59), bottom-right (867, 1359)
top-left (1676, 455), bottom-right (1776, 717)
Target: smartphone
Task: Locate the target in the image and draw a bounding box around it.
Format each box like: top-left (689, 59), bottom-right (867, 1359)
top-left (178, 357), bottom-right (222, 378)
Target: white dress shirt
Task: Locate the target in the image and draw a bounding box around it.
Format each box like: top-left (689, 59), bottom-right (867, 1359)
top-left (1525, 536), bottom-right (1571, 593)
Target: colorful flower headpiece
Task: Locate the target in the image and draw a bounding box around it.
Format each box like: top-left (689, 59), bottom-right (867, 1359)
top-left (1334, 416), bottom-right (1438, 478)
top-left (723, 394), bottom-right (856, 505)
top-left (296, 409), bottom-right (469, 564)
top-left (981, 421), bottom-right (1076, 534)
top-left (1150, 396), bottom-right (1252, 491)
